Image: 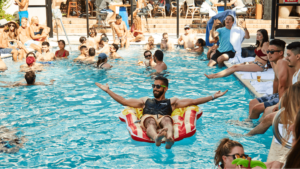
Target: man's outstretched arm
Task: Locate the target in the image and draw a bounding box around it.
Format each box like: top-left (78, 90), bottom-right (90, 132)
top-left (173, 90), bottom-right (228, 108)
top-left (95, 82), bottom-right (145, 108)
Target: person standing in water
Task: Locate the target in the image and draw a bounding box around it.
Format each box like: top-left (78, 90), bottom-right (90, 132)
top-left (36, 42), bottom-right (55, 61)
top-left (178, 25), bottom-right (197, 49)
top-left (55, 40), bottom-right (69, 58)
top-left (95, 76), bottom-right (228, 149)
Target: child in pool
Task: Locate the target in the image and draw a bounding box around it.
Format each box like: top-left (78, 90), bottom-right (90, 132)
top-left (96, 53), bottom-right (112, 69)
top-left (55, 40), bottom-right (69, 58)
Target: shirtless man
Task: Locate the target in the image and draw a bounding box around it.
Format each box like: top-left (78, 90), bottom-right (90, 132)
top-left (144, 36), bottom-right (155, 50)
top-left (95, 76), bottom-right (228, 149)
top-left (178, 25), bottom-right (197, 49)
top-left (161, 33), bottom-right (173, 51)
top-left (246, 40), bottom-right (296, 136)
top-left (98, 37), bottom-right (110, 55)
top-left (20, 52), bottom-right (43, 72)
top-left (74, 46), bottom-right (88, 62)
top-left (153, 50), bottom-right (167, 73)
top-left (88, 28), bottom-right (99, 49)
top-left (29, 16), bottom-right (51, 42)
top-left (84, 47), bottom-right (97, 64)
top-left (36, 42), bottom-right (55, 61)
top-left (111, 15), bottom-right (128, 48)
top-left (109, 44), bottom-right (122, 59)
top-left (18, 17), bottom-right (42, 53)
top-left (14, 0), bottom-right (29, 26)
top-left (0, 71), bottom-right (54, 87)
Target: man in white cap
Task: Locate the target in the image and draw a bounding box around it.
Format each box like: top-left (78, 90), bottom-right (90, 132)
top-left (178, 25), bottom-right (197, 49)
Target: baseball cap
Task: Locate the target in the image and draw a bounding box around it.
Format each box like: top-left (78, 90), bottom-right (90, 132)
top-left (184, 25), bottom-right (190, 29)
top-left (101, 37), bottom-right (109, 42)
top-left (98, 53), bottom-right (108, 59)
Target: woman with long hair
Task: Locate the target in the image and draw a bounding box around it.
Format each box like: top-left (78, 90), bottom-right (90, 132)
top-left (55, 40), bottom-right (69, 58)
top-left (205, 29), bottom-right (269, 79)
top-left (128, 9), bottom-right (145, 42)
top-left (96, 53), bottom-right (112, 69)
top-left (214, 138), bottom-right (247, 169)
top-left (266, 109), bottom-right (300, 168)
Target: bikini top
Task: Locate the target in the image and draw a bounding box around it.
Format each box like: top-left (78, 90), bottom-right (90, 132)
top-left (55, 50), bottom-right (67, 57)
top-left (34, 29), bottom-right (43, 35)
top-left (255, 49), bottom-right (267, 62)
top-left (99, 62), bottom-right (105, 68)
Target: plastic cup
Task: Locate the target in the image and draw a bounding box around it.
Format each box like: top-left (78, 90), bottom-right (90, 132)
top-left (257, 72), bottom-right (261, 82)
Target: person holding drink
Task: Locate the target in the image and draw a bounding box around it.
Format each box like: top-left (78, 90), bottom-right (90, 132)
top-left (248, 39), bottom-right (295, 120)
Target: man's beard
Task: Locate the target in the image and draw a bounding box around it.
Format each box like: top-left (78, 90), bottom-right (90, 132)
top-left (153, 90), bottom-right (164, 98)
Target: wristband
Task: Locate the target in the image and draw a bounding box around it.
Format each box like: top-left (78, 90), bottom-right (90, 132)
top-left (211, 95), bottom-right (215, 100)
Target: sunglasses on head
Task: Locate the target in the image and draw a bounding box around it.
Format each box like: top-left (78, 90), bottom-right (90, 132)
top-left (267, 50), bottom-right (281, 54)
top-left (145, 55), bottom-right (151, 58)
top-left (225, 154), bottom-right (249, 160)
top-left (152, 84), bottom-right (166, 89)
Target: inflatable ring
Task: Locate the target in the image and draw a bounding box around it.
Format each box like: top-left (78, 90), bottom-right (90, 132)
top-left (119, 105), bottom-right (203, 143)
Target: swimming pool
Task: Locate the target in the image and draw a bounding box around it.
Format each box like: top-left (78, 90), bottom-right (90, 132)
top-left (0, 47), bottom-right (273, 168)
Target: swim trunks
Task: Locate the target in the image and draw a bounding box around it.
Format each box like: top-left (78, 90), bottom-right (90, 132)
top-left (18, 11), bottom-right (29, 26)
top-left (211, 50), bottom-right (235, 63)
top-left (0, 48), bottom-right (13, 54)
top-left (257, 93), bottom-right (279, 108)
top-left (24, 40), bottom-right (40, 47)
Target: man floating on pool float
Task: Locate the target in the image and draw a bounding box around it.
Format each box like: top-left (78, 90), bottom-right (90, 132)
top-left (95, 76), bottom-right (228, 149)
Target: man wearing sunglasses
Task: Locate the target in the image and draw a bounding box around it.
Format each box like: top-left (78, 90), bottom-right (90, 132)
top-left (178, 25), bottom-right (197, 49)
top-left (95, 76), bottom-right (228, 149)
top-left (247, 39), bottom-right (296, 136)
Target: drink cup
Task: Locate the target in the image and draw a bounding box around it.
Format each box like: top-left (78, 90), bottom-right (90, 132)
top-left (257, 72), bottom-right (261, 82)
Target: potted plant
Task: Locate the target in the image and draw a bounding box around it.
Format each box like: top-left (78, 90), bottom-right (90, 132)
top-left (255, 0), bottom-right (263, 19)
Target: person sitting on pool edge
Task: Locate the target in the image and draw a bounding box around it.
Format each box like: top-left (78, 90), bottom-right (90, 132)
top-left (95, 76), bottom-right (228, 149)
top-left (152, 50), bottom-right (167, 74)
top-left (20, 52), bottom-right (43, 72)
top-left (214, 138), bottom-right (247, 169)
top-left (74, 45), bottom-right (88, 62)
top-left (96, 53), bottom-right (112, 69)
top-left (144, 36), bottom-right (155, 50)
top-left (160, 33), bottom-right (174, 51)
top-left (55, 40), bottom-right (69, 58)
top-left (208, 15), bottom-right (250, 67)
top-left (109, 44), bottom-right (122, 59)
top-left (0, 71), bottom-right (55, 87)
top-left (0, 53), bottom-right (7, 72)
top-left (84, 47), bottom-right (97, 64)
top-left (36, 41), bottom-right (56, 62)
top-left (97, 37), bottom-right (110, 55)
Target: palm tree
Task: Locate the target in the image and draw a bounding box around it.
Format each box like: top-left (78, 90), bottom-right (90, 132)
top-left (232, 157), bottom-right (267, 169)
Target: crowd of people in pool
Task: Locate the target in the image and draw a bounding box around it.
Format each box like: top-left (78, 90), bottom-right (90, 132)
top-left (1, 12), bottom-right (300, 168)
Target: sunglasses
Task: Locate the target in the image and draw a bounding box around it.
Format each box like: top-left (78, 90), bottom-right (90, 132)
top-left (9, 24), bottom-right (15, 27)
top-left (225, 154), bottom-right (249, 160)
top-left (145, 55), bottom-right (151, 58)
top-left (152, 84), bottom-right (166, 89)
top-left (267, 50), bottom-right (281, 54)
top-left (184, 28), bottom-right (190, 30)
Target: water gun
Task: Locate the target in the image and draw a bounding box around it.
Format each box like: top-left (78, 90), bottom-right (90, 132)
top-left (232, 156), bottom-right (267, 169)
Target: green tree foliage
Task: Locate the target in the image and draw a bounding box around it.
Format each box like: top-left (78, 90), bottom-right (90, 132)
top-left (0, 0), bottom-right (14, 21)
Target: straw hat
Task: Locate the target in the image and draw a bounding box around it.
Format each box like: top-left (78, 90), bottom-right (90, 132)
top-left (7, 20), bottom-right (19, 29)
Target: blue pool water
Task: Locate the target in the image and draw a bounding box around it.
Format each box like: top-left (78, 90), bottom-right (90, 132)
top-left (0, 47), bottom-right (273, 168)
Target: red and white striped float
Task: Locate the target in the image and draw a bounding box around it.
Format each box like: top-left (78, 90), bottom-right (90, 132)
top-left (119, 106), bottom-right (203, 143)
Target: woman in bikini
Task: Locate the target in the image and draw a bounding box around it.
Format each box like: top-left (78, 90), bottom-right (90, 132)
top-left (205, 29), bottom-right (269, 79)
top-left (128, 9), bottom-right (145, 43)
top-left (96, 53), bottom-right (112, 69)
top-left (55, 40), bottom-right (69, 58)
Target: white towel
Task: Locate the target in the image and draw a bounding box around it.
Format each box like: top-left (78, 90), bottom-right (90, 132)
top-left (237, 68), bottom-right (275, 80)
top-left (250, 81), bottom-right (273, 95)
top-left (230, 26), bottom-right (245, 63)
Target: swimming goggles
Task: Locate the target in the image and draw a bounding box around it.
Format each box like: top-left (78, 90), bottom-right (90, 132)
top-left (266, 50), bottom-right (281, 54)
top-left (225, 154), bottom-right (249, 159)
top-left (152, 84), bottom-right (166, 89)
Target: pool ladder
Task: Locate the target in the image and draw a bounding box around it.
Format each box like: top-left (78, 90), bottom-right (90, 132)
top-left (55, 18), bottom-right (72, 51)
